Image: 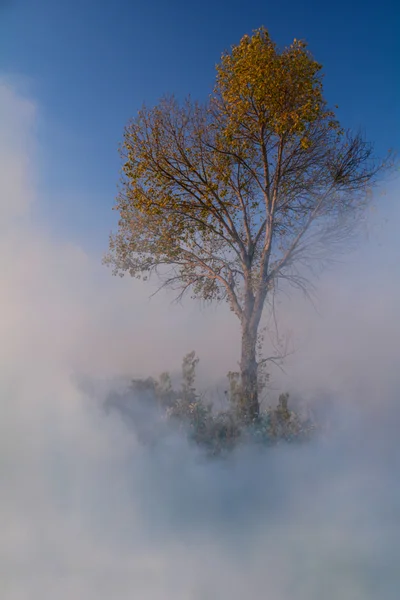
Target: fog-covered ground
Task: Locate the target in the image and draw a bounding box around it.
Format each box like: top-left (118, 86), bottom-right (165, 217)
top-left (1, 80), bottom-right (399, 599)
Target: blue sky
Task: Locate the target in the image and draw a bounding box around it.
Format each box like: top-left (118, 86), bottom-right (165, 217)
top-left (1, 0), bottom-right (399, 251)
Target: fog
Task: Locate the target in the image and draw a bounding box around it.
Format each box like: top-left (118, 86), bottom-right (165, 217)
top-left (1, 80), bottom-right (399, 599)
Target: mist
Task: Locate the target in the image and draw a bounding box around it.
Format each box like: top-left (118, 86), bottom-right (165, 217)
top-left (1, 80), bottom-right (399, 599)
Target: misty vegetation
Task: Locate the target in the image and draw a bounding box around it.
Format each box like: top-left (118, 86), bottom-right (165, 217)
top-left (105, 28), bottom-right (389, 437)
top-left (105, 352), bottom-right (316, 456)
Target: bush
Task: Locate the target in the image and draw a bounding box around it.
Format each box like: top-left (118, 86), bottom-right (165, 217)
top-left (105, 352), bottom-right (317, 455)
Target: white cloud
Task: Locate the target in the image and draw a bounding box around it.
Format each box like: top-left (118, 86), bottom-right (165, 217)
top-left (0, 79), bottom-right (399, 599)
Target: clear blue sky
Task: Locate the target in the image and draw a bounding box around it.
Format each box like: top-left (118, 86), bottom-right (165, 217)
top-left (1, 0), bottom-right (399, 250)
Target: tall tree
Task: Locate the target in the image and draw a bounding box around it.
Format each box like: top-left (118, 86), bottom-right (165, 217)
top-left (105, 28), bottom-right (385, 422)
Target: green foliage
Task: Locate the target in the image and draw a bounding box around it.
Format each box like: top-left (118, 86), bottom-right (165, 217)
top-left (109, 353), bottom-right (316, 456)
top-left (249, 393), bottom-right (316, 445)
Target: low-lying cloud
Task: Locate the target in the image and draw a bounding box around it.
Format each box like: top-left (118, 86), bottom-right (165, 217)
top-left (1, 79), bottom-right (399, 599)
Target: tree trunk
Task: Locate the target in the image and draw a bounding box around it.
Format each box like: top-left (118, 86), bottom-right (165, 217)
top-left (239, 323), bottom-right (259, 423)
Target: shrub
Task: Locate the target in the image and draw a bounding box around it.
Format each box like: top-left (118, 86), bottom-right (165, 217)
top-left (105, 352), bottom-right (317, 455)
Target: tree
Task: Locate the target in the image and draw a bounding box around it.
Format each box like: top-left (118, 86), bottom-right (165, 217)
top-left (105, 28), bottom-right (386, 423)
